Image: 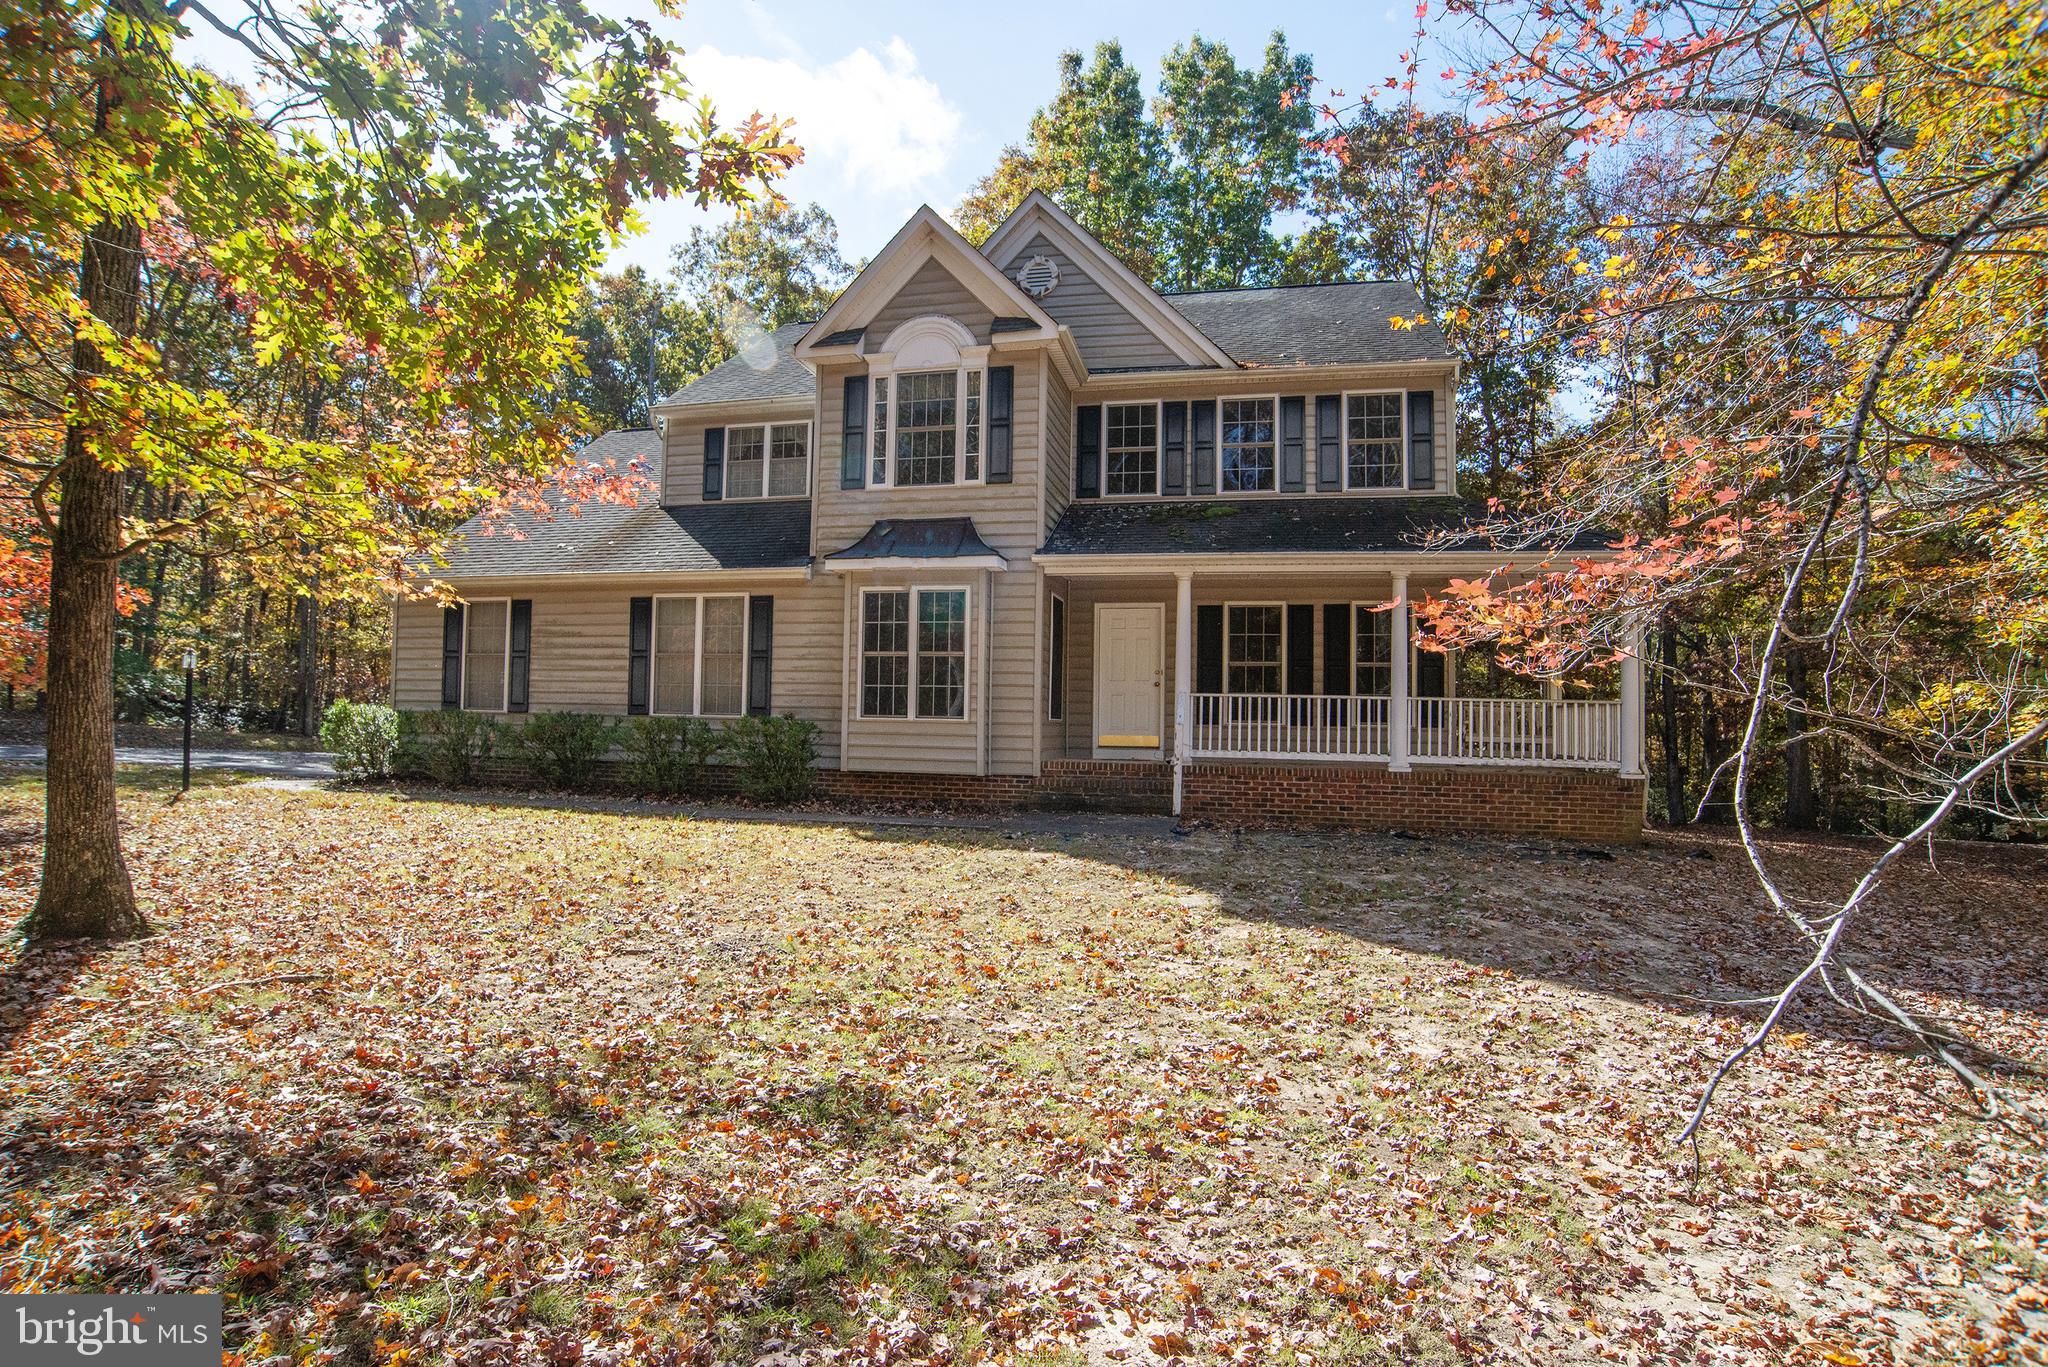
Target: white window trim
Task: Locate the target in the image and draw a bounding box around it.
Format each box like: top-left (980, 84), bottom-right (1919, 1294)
top-left (1099, 399), bottom-right (1163, 499)
top-left (1222, 599), bottom-right (1287, 697)
top-left (1341, 390), bottom-right (1409, 492)
top-left (649, 592), bottom-right (750, 719)
top-left (460, 597), bottom-right (512, 714)
top-left (1216, 394), bottom-right (1282, 495)
top-left (1047, 592), bottom-right (1067, 721)
top-left (1350, 600), bottom-right (1394, 697)
top-left (867, 365), bottom-right (989, 490)
top-left (857, 584), bottom-right (973, 722)
top-left (720, 420), bottom-right (812, 501)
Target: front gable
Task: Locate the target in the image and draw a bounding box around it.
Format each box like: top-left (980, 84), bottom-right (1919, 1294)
top-left (980, 192), bottom-right (1234, 372)
top-left (797, 205), bottom-right (1057, 362)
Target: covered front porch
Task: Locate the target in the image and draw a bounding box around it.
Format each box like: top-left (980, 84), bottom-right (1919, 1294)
top-left (1038, 563), bottom-right (1646, 818)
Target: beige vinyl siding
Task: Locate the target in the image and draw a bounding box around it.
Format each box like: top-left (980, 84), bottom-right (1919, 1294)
top-left (389, 579), bottom-right (845, 769)
top-left (863, 257), bottom-right (997, 351)
top-left (1054, 572), bottom-right (1414, 761)
top-left (1042, 358), bottom-right (1073, 534)
top-left (662, 407), bottom-right (814, 506)
top-left (1000, 233), bottom-right (1183, 371)
top-left (393, 599), bottom-right (445, 709)
top-left (1078, 367), bottom-right (1459, 495)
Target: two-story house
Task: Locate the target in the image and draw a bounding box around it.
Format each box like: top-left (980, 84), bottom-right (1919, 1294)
top-left (393, 193), bottom-right (1647, 840)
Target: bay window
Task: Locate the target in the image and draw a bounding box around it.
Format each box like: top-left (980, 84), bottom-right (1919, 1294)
top-left (860, 587), bottom-right (969, 719)
top-left (652, 594), bottom-right (747, 717)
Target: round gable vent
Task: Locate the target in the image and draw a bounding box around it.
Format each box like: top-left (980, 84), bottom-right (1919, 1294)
top-left (1016, 254), bottom-right (1060, 298)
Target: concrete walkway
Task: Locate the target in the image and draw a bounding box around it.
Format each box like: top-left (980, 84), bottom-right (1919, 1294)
top-left (0, 743), bottom-right (336, 779)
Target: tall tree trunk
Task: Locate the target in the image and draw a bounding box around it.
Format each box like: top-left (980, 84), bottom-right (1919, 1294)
top-left (33, 215), bottom-right (146, 939)
top-left (1782, 581), bottom-right (1817, 830)
top-left (1659, 612), bottom-right (1686, 825)
top-left (296, 588), bottom-right (318, 736)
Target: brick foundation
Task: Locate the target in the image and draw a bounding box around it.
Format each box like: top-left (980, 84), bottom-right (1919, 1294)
top-left (1181, 761), bottom-right (1645, 843)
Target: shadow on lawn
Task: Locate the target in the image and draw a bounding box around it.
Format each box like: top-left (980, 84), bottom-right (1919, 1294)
top-left (354, 782), bottom-right (2048, 1077)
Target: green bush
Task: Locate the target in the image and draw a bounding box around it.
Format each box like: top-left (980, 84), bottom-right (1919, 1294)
top-left (724, 713), bottom-right (819, 805)
top-left (396, 709), bottom-right (496, 786)
top-left (318, 700), bottom-right (400, 780)
top-left (512, 711), bottom-right (620, 789)
top-left (624, 716), bottom-right (724, 797)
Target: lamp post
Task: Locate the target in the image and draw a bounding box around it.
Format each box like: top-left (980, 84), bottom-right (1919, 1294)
top-left (181, 647), bottom-right (196, 793)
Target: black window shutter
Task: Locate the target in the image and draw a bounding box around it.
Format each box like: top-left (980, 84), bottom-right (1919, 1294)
top-left (1285, 603), bottom-right (1314, 694)
top-left (1191, 401), bottom-right (1216, 495)
top-left (627, 596), bottom-right (652, 714)
top-left (1074, 405), bottom-right (1101, 499)
top-left (1195, 604), bottom-right (1223, 693)
top-left (1407, 390), bottom-right (1435, 490)
top-left (1416, 647), bottom-right (1447, 698)
top-left (1322, 603), bottom-right (1350, 695)
top-left (440, 605), bottom-right (464, 710)
top-left (507, 599), bottom-right (532, 713)
top-left (986, 366), bottom-right (1014, 483)
top-left (1280, 396), bottom-right (1307, 493)
top-left (702, 427), bottom-right (725, 500)
top-left (1161, 401), bottom-right (1187, 496)
top-left (1048, 596), bottom-right (1065, 721)
top-left (841, 376), bottom-right (868, 489)
top-left (1315, 394), bottom-right (1342, 491)
top-left (747, 595), bottom-right (774, 716)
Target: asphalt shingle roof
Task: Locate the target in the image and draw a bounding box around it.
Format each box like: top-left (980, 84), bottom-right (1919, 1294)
top-left (1162, 282), bottom-right (1453, 368)
top-left (431, 429), bottom-right (812, 578)
top-left (658, 322), bottom-right (815, 407)
top-left (1039, 497), bottom-right (1615, 557)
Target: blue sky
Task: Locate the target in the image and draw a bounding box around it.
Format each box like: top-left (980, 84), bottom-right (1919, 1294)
top-left (181, 1), bottom-right (1433, 274)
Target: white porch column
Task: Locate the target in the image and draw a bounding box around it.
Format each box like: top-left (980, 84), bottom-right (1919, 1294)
top-left (1619, 624), bottom-right (1646, 777)
top-left (1388, 571), bottom-right (1412, 772)
top-left (1173, 570), bottom-right (1193, 816)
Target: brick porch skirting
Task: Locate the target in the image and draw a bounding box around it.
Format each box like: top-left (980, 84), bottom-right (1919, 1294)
top-left (1181, 761), bottom-right (1645, 843)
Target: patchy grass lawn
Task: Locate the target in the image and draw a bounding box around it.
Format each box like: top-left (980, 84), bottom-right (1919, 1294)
top-left (1, 776), bottom-right (2042, 1365)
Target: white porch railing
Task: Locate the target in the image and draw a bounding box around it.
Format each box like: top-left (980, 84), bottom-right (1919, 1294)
top-left (1187, 693), bottom-right (1391, 760)
top-left (1183, 694), bottom-right (1626, 769)
top-left (1410, 697), bottom-right (1623, 767)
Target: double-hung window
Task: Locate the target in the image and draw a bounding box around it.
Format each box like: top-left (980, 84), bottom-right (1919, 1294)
top-left (1345, 393), bottom-right (1405, 489)
top-left (1220, 397), bottom-right (1277, 492)
top-left (652, 594), bottom-right (747, 717)
top-left (860, 587), bottom-right (969, 719)
top-left (871, 368), bottom-right (987, 487)
top-left (724, 421), bottom-right (810, 498)
top-left (1104, 402), bottom-right (1159, 496)
top-left (463, 599), bottom-right (510, 711)
top-left (1352, 604), bottom-right (1392, 695)
top-left (1225, 604), bottom-right (1284, 695)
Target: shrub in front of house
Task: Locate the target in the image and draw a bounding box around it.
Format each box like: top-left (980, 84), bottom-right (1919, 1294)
top-left (512, 712), bottom-right (620, 789)
top-left (397, 709), bottom-right (497, 786)
top-left (624, 716), bottom-right (724, 798)
top-left (319, 700), bottom-right (399, 780)
top-left (724, 714), bottom-right (819, 805)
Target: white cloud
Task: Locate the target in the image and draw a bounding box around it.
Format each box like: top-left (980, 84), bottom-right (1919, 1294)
top-left (682, 38), bottom-right (964, 198)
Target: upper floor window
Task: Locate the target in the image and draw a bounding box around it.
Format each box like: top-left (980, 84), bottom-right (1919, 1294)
top-left (725, 421), bottom-right (810, 499)
top-left (1345, 393), bottom-right (1404, 489)
top-left (872, 368), bottom-right (987, 488)
top-left (1220, 397), bottom-right (1276, 493)
top-left (1105, 402), bottom-right (1159, 496)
